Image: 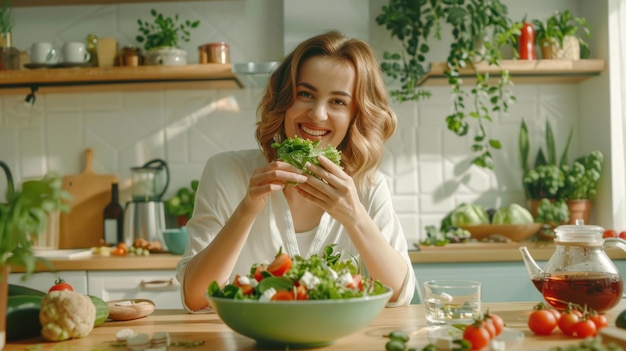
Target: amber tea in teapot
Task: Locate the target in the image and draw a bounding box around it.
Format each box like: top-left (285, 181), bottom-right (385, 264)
top-left (531, 272), bottom-right (622, 312)
top-left (521, 220), bottom-right (626, 313)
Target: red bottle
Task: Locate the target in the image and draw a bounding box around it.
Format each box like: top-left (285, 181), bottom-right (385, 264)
top-left (518, 22), bottom-right (536, 60)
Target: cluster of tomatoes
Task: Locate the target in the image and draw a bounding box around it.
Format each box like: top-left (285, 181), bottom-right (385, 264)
top-left (527, 302), bottom-right (608, 338)
top-left (603, 229), bottom-right (626, 239)
top-left (232, 252), bottom-right (307, 300)
top-left (461, 312), bottom-right (505, 350)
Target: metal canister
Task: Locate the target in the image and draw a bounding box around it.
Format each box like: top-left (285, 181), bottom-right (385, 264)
top-left (199, 42), bottom-right (230, 64)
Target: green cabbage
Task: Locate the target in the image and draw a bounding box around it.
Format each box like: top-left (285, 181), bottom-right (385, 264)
top-left (450, 204), bottom-right (490, 226)
top-left (492, 203), bottom-right (534, 224)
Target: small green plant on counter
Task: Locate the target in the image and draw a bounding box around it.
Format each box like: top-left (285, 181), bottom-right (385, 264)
top-left (560, 151), bottom-right (603, 200)
top-left (136, 9), bottom-right (200, 51)
top-left (165, 180), bottom-right (199, 223)
top-left (0, 161), bottom-right (69, 278)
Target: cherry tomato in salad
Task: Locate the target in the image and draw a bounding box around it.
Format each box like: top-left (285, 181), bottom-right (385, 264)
top-left (49, 278), bottom-right (73, 292)
top-left (528, 309), bottom-right (558, 335)
top-left (271, 290), bottom-right (295, 301)
top-left (603, 229), bottom-right (618, 238)
top-left (295, 285), bottom-right (309, 300)
top-left (253, 264), bottom-right (266, 282)
top-left (347, 274), bottom-right (363, 291)
top-left (570, 320), bottom-right (597, 338)
top-left (267, 253), bottom-right (292, 277)
top-left (463, 324), bottom-right (491, 350)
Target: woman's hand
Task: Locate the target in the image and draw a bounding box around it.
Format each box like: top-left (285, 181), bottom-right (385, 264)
top-left (242, 161), bottom-right (308, 214)
top-left (295, 155), bottom-right (362, 226)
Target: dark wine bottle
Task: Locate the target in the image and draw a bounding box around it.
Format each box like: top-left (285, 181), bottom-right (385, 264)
top-left (103, 182), bottom-right (123, 245)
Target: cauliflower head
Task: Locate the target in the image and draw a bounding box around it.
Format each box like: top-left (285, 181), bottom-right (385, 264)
top-left (39, 290), bottom-right (96, 341)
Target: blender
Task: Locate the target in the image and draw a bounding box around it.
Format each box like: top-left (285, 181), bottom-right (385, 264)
top-left (123, 159), bottom-right (170, 250)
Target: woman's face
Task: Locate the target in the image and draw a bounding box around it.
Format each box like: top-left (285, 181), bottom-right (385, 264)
top-left (284, 56), bottom-right (355, 148)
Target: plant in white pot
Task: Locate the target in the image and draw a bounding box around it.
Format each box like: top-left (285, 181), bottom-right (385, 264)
top-left (136, 9), bottom-right (200, 66)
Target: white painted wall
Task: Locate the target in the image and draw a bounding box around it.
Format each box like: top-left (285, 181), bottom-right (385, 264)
top-left (0, 0), bottom-right (619, 245)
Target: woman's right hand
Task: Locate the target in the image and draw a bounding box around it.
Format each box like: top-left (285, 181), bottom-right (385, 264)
top-left (241, 161), bottom-right (308, 214)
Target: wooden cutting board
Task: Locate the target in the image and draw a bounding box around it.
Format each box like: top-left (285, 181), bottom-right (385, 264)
top-left (59, 148), bottom-right (118, 249)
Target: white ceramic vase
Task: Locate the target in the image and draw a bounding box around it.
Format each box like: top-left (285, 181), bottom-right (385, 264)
top-left (144, 47), bottom-right (187, 66)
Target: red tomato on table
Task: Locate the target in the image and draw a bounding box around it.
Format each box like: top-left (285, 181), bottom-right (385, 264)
top-left (619, 231), bottom-right (626, 240)
top-left (603, 229), bottom-right (618, 238)
top-left (49, 278), bottom-right (73, 292)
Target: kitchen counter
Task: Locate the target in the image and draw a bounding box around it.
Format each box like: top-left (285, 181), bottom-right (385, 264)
top-left (6, 300), bottom-right (626, 350)
top-left (10, 253), bottom-right (182, 273)
top-left (11, 242), bottom-right (626, 273)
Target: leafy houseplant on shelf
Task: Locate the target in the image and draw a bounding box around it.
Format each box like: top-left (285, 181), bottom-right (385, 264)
top-left (0, 161), bottom-right (69, 347)
top-left (376, 0), bottom-right (520, 169)
top-left (518, 118), bottom-right (603, 228)
top-left (532, 10), bottom-right (591, 60)
top-left (136, 9), bottom-right (200, 66)
top-left (165, 180), bottom-right (198, 227)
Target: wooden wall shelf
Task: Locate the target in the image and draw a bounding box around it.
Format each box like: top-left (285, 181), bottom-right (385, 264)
top-left (12, 0), bottom-right (228, 6)
top-left (418, 59), bottom-right (606, 86)
top-left (0, 63), bottom-right (243, 95)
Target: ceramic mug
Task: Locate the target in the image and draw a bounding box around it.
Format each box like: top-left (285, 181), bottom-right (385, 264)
top-left (30, 42), bottom-right (59, 64)
top-left (62, 41), bottom-right (91, 64)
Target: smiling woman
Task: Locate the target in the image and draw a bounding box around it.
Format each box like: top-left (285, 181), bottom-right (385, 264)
top-left (177, 30), bottom-right (415, 313)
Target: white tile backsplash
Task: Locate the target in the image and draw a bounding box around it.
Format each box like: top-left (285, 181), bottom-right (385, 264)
top-left (0, 0), bottom-right (586, 242)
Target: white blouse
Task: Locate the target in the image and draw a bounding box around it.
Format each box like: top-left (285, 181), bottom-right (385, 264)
top-left (176, 149), bottom-right (416, 311)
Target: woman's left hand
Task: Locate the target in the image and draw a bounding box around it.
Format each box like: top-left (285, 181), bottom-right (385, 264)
top-left (295, 155), bottom-right (362, 226)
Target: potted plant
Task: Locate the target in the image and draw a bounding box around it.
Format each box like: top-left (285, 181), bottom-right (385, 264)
top-left (0, 0), bottom-right (11, 35)
top-left (532, 10), bottom-right (591, 60)
top-left (136, 9), bottom-right (200, 66)
top-left (518, 118), bottom-right (602, 225)
top-left (519, 118), bottom-right (572, 205)
top-left (376, 0), bottom-right (520, 169)
top-left (165, 179), bottom-right (198, 227)
top-left (0, 161), bottom-right (68, 347)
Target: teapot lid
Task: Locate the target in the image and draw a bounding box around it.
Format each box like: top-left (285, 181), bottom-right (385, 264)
top-left (554, 219), bottom-right (605, 243)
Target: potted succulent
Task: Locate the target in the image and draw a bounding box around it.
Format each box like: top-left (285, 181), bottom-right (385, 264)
top-left (165, 180), bottom-right (198, 227)
top-left (376, 0), bottom-right (520, 169)
top-left (136, 9), bottom-right (200, 66)
top-left (559, 150), bottom-right (603, 224)
top-left (532, 10), bottom-right (591, 60)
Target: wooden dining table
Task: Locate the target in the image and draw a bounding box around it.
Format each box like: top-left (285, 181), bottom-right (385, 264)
top-left (6, 300), bottom-right (626, 351)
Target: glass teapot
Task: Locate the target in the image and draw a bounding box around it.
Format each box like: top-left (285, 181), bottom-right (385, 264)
top-left (519, 219), bottom-right (626, 312)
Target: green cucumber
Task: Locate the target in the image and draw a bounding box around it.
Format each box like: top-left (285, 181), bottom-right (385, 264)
top-left (8, 284), bottom-right (46, 297)
top-left (88, 295), bottom-right (110, 327)
top-left (7, 295), bottom-right (43, 341)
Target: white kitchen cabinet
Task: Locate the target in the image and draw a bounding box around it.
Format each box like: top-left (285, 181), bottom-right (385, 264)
top-left (87, 270), bottom-right (182, 309)
top-left (413, 259), bottom-right (626, 304)
top-left (9, 271), bottom-right (88, 294)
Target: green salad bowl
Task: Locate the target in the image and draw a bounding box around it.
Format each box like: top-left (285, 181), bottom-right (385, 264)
top-left (206, 286), bottom-right (393, 348)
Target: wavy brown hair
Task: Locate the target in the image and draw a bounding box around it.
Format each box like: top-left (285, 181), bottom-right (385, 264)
top-left (256, 31), bottom-right (397, 190)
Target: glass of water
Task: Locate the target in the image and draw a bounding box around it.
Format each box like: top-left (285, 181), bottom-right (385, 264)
top-left (423, 280), bottom-right (481, 326)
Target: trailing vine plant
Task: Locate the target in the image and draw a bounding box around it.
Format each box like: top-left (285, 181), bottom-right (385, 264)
top-left (376, 0), bottom-right (520, 169)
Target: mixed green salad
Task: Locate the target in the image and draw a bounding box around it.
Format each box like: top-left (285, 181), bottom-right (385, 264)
top-left (207, 245), bottom-right (387, 301)
top-left (272, 136), bottom-right (342, 171)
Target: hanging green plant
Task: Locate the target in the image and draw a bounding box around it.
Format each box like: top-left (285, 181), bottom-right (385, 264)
top-left (376, 0), bottom-right (520, 169)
